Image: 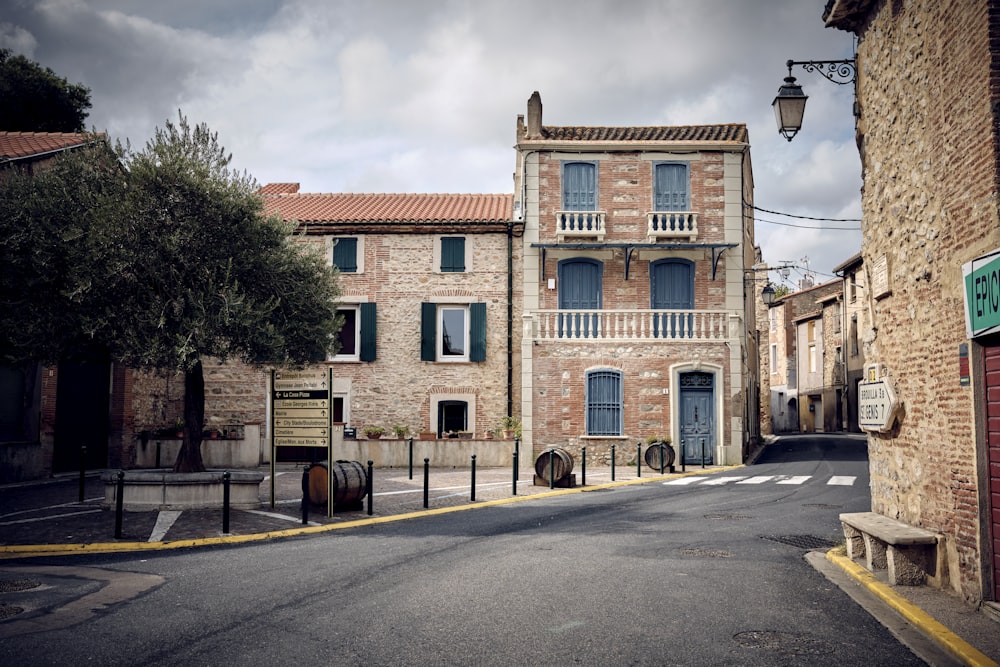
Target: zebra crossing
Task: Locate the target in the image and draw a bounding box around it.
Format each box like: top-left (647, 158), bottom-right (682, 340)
top-left (663, 474), bottom-right (858, 487)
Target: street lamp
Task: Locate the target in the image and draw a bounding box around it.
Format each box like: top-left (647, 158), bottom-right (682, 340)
top-left (762, 283), bottom-right (776, 306)
top-left (772, 58), bottom-right (857, 141)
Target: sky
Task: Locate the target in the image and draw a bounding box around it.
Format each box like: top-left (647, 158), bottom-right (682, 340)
top-left (1, 0), bottom-right (862, 289)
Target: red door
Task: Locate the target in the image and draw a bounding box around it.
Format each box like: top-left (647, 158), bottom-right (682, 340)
top-left (984, 344), bottom-right (1000, 601)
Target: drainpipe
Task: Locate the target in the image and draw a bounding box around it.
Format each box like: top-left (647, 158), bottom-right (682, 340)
top-left (507, 220), bottom-right (513, 418)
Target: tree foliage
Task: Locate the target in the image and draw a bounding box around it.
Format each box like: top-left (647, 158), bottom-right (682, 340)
top-left (0, 113), bottom-right (341, 472)
top-left (0, 49), bottom-right (92, 132)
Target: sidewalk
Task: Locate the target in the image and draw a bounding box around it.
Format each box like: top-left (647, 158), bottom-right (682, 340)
top-left (1, 463), bottom-right (998, 665)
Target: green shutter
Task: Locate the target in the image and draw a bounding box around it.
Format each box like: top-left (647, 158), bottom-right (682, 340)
top-left (332, 238), bottom-right (358, 272)
top-left (420, 302), bottom-right (437, 361)
top-left (360, 302), bottom-right (377, 361)
top-left (441, 237), bottom-right (465, 272)
top-left (470, 303), bottom-right (486, 362)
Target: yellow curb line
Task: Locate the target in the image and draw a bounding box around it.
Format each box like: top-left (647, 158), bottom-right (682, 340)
top-left (825, 550), bottom-right (999, 667)
top-left (0, 465), bottom-right (742, 560)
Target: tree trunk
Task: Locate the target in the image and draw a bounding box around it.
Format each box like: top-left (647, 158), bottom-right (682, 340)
top-left (173, 359), bottom-right (206, 473)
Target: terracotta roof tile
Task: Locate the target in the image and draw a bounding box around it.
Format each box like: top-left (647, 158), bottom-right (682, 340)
top-left (0, 131), bottom-right (102, 160)
top-left (262, 191), bottom-right (513, 224)
top-left (258, 182), bottom-right (300, 195)
top-left (539, 124), bottom-right (748, 143)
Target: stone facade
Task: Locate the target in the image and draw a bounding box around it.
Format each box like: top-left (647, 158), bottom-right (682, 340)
top-left (826, 0), bottom-right (1000, 602)
top-left (513, 93), bottom-right (758, 466)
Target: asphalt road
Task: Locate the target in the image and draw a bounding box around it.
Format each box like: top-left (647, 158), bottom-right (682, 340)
top-left (0, 434), bottom-right (928, 666)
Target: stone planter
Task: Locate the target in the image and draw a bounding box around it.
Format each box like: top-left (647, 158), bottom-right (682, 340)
top-left (101, 469), bottom-right (264, 511)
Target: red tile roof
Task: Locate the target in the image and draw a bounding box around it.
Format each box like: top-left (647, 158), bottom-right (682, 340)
top-left (0, 132), bottom-right (103, 160)
top-left (539, 124), bottom-right (748, 143)
top-left (258, 182), bottom-right (300, 195)
top-left (262, 191), bottom-right (513, 224)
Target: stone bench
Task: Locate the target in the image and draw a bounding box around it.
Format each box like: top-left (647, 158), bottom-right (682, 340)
top-left (839, 512), bottom-right (941, 586)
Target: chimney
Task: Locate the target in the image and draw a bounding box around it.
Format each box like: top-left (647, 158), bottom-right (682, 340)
top-left (526, 91), bottom-right (542, 139)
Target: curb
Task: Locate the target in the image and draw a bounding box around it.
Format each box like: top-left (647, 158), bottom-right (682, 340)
top-left (825, 550), bottom-right (999, 667)
top-left (0, 465), bottom-right (743, 560)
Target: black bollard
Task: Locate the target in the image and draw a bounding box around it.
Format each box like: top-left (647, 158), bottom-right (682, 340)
top-left (680, 439), bottom-right (686, 472)
top-left (512, 450), bottom-right (518, 495)
top-left (701, 438), bottom-right (706, 469)
top-left (549, 450), bottom-right (555, 490)
top-left (367, 460), bottom-right (374, 516)
top-left (581, 446), bottom-right (586, 486)
top-left (114, 470), bottom-right (124, 539)
top-left (660, 443), bottom-right (665, 475)
top-left (637, 443), bottom-right (642, 478)
top-left (514, 437), bottom-right (520, 482)
top-left (423, 458), bottom-right (430, 509)
top-left (301, 465), bottom-right (310, 525)
top-left (78, 445), bottom-right (87, 502)
top-left (222, 471), bottom-right (231, 534)
top-left (471, 454), bottom-right (477, 502)
top-left (408, 437), bottom-right (414, 480)
top-left (611, 444), bottom-right (616, 481)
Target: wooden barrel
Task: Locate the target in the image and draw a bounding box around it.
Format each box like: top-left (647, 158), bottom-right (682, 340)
top-left (307, 460), bottom-right (368, 506)
top-left (644, 442), bottom-right (676, 470)
top-left (534, 447), bottom-right (575, 482)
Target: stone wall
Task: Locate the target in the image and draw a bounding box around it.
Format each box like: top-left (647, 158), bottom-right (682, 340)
top-left (850, 0), bottom-right (999, 600)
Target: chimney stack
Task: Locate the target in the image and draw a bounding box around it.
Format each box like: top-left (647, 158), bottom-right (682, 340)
top-left (526, 91), bottom-right (542, 139)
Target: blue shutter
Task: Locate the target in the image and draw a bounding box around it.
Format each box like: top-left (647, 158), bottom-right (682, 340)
top-left (651, 259), bottom-right (694, 338)
top-left (333, 238), bottom-right (358, 272)
top-left (558, 259), bottom-right (602, 338)
top-left (586, 370), bottom-right (622, 436)
top-left (654, 163), bottom-right (689, 211)
top-left (359, 303), bottom-right (377, 361)
top-left (563, 162), bottom-right (596, 211)
top-left (470, 303), bottom-right (486, 362)
top-left (420, 302), bottom-right (437, 361)
top-left (441, 237), bottom-right (466, 272)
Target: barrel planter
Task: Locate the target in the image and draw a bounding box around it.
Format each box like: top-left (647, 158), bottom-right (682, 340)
top-left (534, 447), bottom-right (575, 483)
top-left (307, 460), bottom-right (368, 508)
top-left (644, 441), bottom-right (676, 470)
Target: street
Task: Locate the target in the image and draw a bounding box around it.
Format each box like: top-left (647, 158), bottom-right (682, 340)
top-left (0, 434), bottom-right (927, 666)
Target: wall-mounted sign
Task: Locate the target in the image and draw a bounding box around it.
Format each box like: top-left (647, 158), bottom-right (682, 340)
top-left (871, 254), bottom-right (891, 300)
top-left (858, 374), bottom-right (901, 433)
top-left (963, 248), bottom-right (1000, 338)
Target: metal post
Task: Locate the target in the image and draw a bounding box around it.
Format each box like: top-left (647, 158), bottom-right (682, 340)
top-left (514, 437), bottom-right (520, 482)
top-left (408, 437), bottom-right (414, 480)
top-left (114, 470), bottom-right (124, 539)
top-left (78, 445), bottom-right (87, 503)
top-left (512, 450), bottom-right (518, 495)
top-left (367, 460), bottom-right (373, 516)
top-left (701, 438), bottom-right (706, 469)
top-left (471, 454), bottom-right (477, 502)
top-left (660, 444), bottom-right (665, 475)
top-left (549, 450), bottom-right (554, 490)
top-left (680, 439), bottom-right (686, 472)
top-left (611, 444), bottom-right (616, 481)
top-left (222, 471), bottom-right (231, 534)
top-left (423, 458), bottom-right (430, 509)
top-left (301, 465), bottom-right (310, 524)
top-left (581, 446), bottom-right (586, 486)
top-left (637, 443), bottom-right (642, 478)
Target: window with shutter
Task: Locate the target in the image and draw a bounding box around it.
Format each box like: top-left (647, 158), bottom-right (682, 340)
top-left (441, 237), bottom-right (466, 273)
top-left (420, 303), bottom-right (487, 362)
top-left (331, 303), bottom-right (376, 362)
top-left (653, 162), bottom-right (689, 211)
top-left (562, 162), bottom-right (597, 211)
top-left (586, 370), bottom-right (623, 436)
top-left (332, 238), bottom-right (358, 273)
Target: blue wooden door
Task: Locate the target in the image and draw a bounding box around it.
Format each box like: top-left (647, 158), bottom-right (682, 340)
top-left (559, 259), bottom-right (602, 337)
top-left (651, 259), bottom-right (694, 337)
top-left (679, 373), bottom-right (714, 465)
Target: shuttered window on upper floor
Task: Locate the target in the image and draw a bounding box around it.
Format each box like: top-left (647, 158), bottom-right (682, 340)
top-left (441, 237), bottom-right (466, 273)
top-left (654, 162), bottom-right (689, 211)
top-left (332, 237), bottom-right (358, 273)
top-left (562, 161), bottom-right (597, 211)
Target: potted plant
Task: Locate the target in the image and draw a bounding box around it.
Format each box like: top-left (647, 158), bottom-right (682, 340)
top-left (499, 416), bottom-right (520, 440)
top-left (173, 418), bottom-right (184, 438)
top-left (362, 425), bottom-right (386, 439)
top-left (391, 424), bottom-right (410, 439)
top-left (646, 434), bottom-right (671, 446)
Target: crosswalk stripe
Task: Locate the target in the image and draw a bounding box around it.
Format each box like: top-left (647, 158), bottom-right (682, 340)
top-left (776, 476), bottom-right (811, 485)
top-left (663, 477), bottom-right (708, 485)
top-left (701, 476), bottom-right (748, 485)
top-left (737, 476), bottom-right (776, 484)
top-left (827, 476), bottom-right (857, 486)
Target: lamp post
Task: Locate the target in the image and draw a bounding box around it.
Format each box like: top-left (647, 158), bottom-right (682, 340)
top-left (772, 58), bottom-right (857, 141)
top-left (762, 282), bottom-right (776, 306)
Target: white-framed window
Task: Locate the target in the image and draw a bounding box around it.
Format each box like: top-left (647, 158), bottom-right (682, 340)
top-left (331, 305), bottom-right (360, 361)
top-left (420, 302), bottom-right (487, 363)
top-left (809, 344), bottom-right (818, 373)
top-left (331, 236), bottom-right (364, 273)
top-left (769, 308), bottom-right (776, 332)
top-left (770, 344), bottom-right (778, 374)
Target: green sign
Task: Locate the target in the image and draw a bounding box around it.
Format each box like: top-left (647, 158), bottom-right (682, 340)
top-left (963, 249), bottom-right (1000, 338)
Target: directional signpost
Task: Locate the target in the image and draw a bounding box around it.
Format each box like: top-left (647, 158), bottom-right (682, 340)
top-left (270, 368), bottom-right (333, 515)
top-left (858, 365), bottom-right (900, 433)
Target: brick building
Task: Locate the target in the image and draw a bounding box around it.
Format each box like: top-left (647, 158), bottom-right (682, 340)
top-left (513, 92), bottom-right (760, 466)
top-left (824, 0), bottom-right (1000, 605)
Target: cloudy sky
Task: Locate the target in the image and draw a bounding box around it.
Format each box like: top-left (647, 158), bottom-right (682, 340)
top-left (2, 0), bottom-right (862, 288)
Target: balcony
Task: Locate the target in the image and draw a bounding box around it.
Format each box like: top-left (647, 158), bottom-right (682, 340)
top-left (528, 309), bottom-right (732, 341)
top-left (555, 210), bottom-right (606, 243)
top-left (647, 211), bottom-right (698, 242)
